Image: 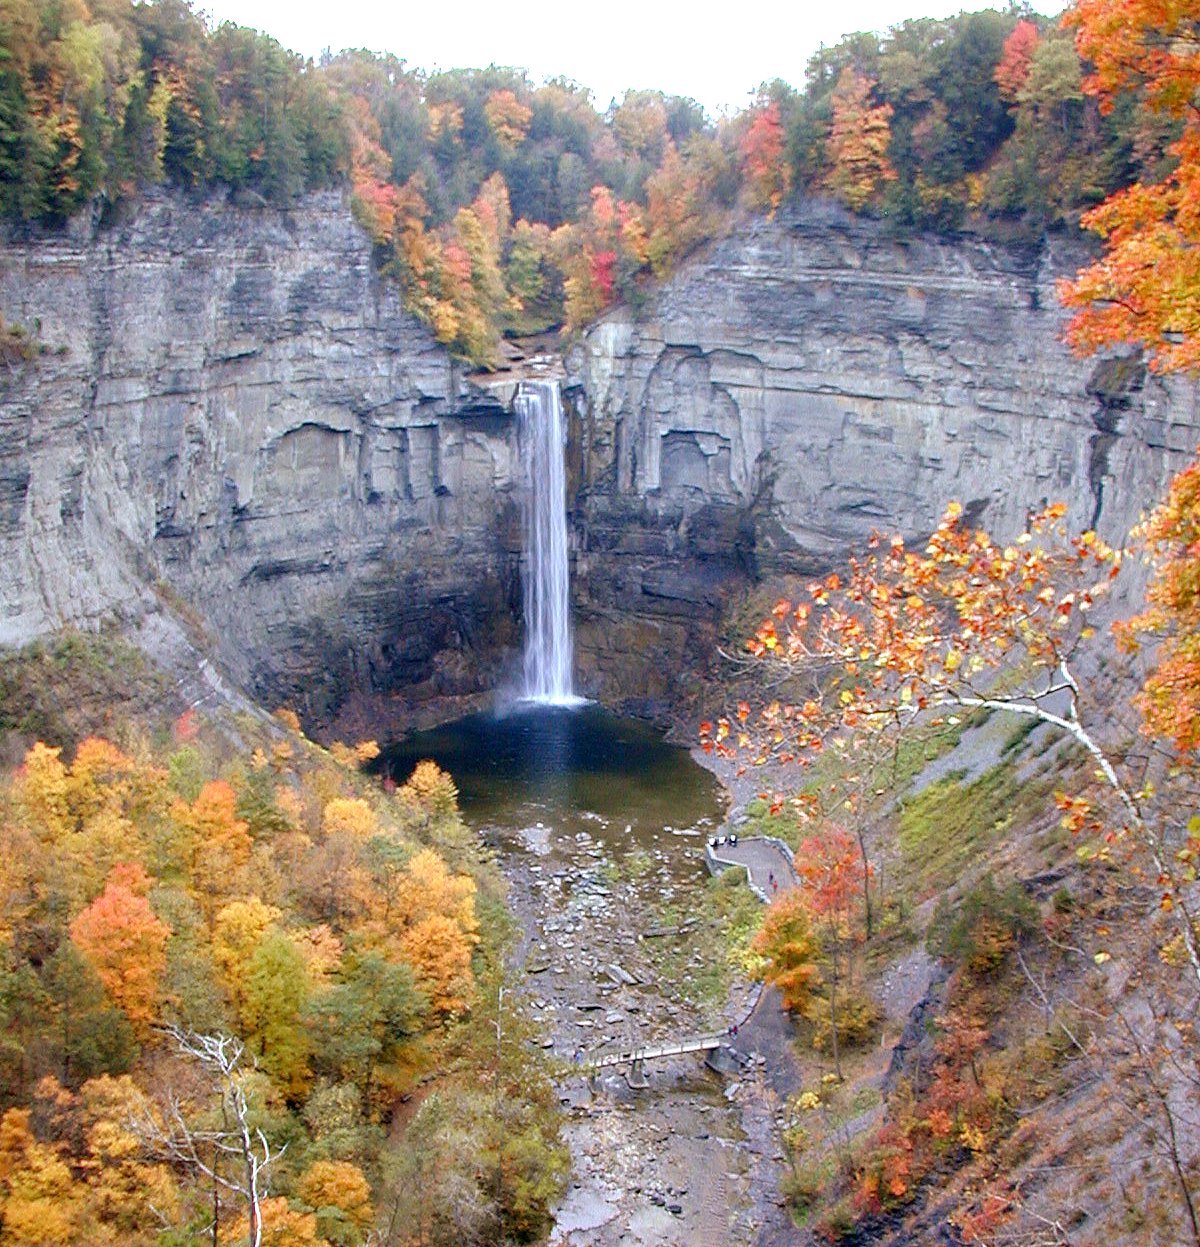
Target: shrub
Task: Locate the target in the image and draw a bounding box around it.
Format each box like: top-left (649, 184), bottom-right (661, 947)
top-left (804, 983), bottom-right (882, 1052)
top-left (928, 877), bottom-right (1037, 975)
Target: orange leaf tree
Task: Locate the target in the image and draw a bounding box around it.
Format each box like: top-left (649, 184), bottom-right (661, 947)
top-left (703, 500), bottom-right (1200, 987)
top-left (750, 890), bottom-right (822, 1013)
top-left (1117, 458), bottom-right (1200, 754)
top-left (824, 68), bottom-right (897, 212)
top-left (69, 864), bottom-right (170, 1036)
top-left (794, 826), bottom-right (871, 1077)
top-left (740, 102), bottom-right (790, 217)
top-left (1058, 0), bottom-right (1200, 372)
top-left (993, 18), bottom-right (1041, 103)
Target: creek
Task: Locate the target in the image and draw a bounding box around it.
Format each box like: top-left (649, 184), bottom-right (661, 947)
top-left (378, 703), bottom-right (795, 1245)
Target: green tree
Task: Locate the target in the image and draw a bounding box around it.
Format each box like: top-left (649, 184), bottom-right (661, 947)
top-left (306, 953), bottom-right (426, 1096)
top-left (240, 930), bottom-right (312, 1097)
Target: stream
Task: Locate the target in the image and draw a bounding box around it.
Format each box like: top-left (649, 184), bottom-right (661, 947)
top-left (379, 702), bottom-right (796, 1245)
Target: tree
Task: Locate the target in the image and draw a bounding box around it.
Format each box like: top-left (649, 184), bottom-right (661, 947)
top-left (212, 897), bottom-right (283, 1014)
top-left (483, 89), bottom-right (530, 151)
top-left (711, 496), bottom-right (1200, 1240)
top-left (0, 1106), bottom-right (83, 1245)
top-left (172, 781), bottom-right (252, 931)
top-left (15, 742), bottom-right (71, 840)
top-left (612, 90), bottom-right (668, 166)
top-left (739, 101), bottom-right (789, 216)
top-left (824, 68), bottom-right (897, 211)
top-left (704, 501), bottom-right (1200, 987)
top-left (76, 1075), bottom-right (182, 1242)
top-left (136, 1028), bottom-right (286, 1247)
top-left (793, 828), bottom-right (871, 1078)
top-left (69, 863), bottom-right (170, 1037)
top-left (296, 1159), bottom-right (372, 1247)
top-left (1058, 0), bottom-right (1200, 372)
top-left (750, 890), bottom-right (822, 1013)
top-left (395, 848), bottom-right (477, 932)
top-left (400, 914), bottom-right (476, 1020)
top-left (993, 19), bottom-right (1040, 103)
top-left (644, 138), bottom-right (725, 277)
top-left (306, 953), bottom-right (426, 1098)
top-left (239, 931), bottom-right (311, 1097)
top-left (322, 799), bottom-right (378, 840)
top-left (1118, 449), bottom-right (1200, 753)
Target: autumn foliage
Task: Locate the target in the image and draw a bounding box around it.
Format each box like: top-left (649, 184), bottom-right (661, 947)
top-left (739, 102), bottom-right (790, 216)
top-left (993, 19), bottom-right (1041, 102)
top-left (1118, 456), bottom-right (1200, 753)
top-left (752, 891), bottom-right (822, 1011)
top-left (0, 709), bottom-right (527, 1244)
top-left (69, 864), bottom-right (169, 1037)
top-left (824, 69), bottom-right (896, 211)
top-left (1059, 0), bottom-right (1200, 372)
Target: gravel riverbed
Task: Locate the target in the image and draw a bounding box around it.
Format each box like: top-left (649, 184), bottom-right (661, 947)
top-left (493, 768), bottom-right (805, 1246)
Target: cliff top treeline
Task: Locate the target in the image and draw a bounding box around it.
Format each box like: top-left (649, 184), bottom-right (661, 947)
top-left (0, 0), bottom-right (1174, 363)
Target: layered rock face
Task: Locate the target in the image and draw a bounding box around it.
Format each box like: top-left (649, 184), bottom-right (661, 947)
top-left (0, 192), bottom-right (519, 721)
top-left (4, 193), bottom-right (1199, 725)
top-left (565, 201), bottom-right (1200, 710)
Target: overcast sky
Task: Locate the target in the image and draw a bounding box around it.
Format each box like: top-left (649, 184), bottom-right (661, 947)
top-left (199, 1), bottom-right (1070, 117)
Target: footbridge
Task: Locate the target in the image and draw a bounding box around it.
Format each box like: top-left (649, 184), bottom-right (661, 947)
top-left (583, 1032), bottom-right (747, 1086)
top-left (582, 984), bottom-right (764, 1085)
top-left (585, 1031), bottom-right (732, 1072)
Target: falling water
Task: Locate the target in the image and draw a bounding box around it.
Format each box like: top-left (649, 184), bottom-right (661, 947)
top-left (516, 379), bottom-right (576, 704)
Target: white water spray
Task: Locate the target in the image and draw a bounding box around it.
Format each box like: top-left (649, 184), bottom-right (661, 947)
top-left (516, 379), bottom-right (577, 704)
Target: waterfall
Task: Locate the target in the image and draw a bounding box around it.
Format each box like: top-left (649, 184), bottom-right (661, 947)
top-left (516, 379), bottom-right (577, 704)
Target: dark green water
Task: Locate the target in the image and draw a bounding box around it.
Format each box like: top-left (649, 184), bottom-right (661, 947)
top-left (378, 702), bottom-right (725, 859)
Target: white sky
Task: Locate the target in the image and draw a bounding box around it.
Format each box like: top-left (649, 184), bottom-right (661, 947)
top-left (199, 1), bottom-right (1070, 117)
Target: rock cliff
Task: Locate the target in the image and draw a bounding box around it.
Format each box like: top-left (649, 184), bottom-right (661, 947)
top-left (0, 191), bottom-right (519, 722)
top-left (564, 201), bottom-right (1200, 711)
top-left (3, 193), bottom-right (1199, 725)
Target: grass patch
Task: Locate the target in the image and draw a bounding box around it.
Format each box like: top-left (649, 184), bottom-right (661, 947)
top-left (782, 717), bottom-right (970, 838)
top-left (648, 869), bottom-right (765, 1020)
top-left (1002, 714), bottom-right (1042, 757)
top-left (741, 796), bottom-right (803, 847)
top-left (896, 759), bottom-right (1056, 898)
top-left (1, 319), bottom-right (38, 364)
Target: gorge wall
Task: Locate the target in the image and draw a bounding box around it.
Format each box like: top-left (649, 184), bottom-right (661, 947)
top-left (564, 201), bottom-right (1200, 712)
top-left (0, 192), bottom-right (520, 724)
top-left (2, 193), bottom-right (1198, 726)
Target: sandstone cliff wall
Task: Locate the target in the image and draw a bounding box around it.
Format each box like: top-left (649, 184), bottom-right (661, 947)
top-left (565, 201), bottom-right (1200, 711)
top-left (0, 192), bottom-right (519, 721)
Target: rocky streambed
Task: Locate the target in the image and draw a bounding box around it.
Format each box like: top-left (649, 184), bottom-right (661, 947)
top-left (493, 814), bottom-right (801, 1247)
top-left (383, 702), bottom-right (806, 1244)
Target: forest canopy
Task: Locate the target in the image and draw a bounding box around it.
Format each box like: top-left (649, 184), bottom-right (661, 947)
top-left (0, 684), bottom-right (567, 1246)
top-left (0, 0), bottom-right (1177, 365)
